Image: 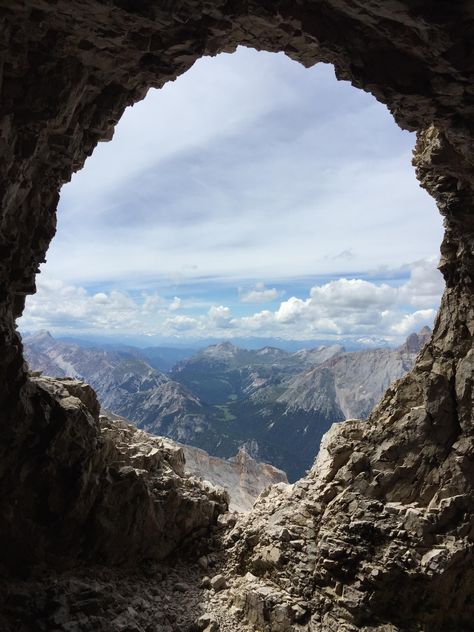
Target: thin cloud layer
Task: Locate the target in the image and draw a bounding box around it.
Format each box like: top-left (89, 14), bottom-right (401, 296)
top-left (41, 48), bottom-right (442, 287)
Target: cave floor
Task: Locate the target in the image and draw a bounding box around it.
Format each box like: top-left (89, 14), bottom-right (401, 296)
top-left (0, 528), bottom-right (245, 632)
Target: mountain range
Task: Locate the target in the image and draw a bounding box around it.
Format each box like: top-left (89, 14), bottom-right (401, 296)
top-left (23, 328), bottom-right (430, 481)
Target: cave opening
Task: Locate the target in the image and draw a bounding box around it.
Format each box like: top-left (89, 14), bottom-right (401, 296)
top-left (19, 47), bottom-right (444, 486)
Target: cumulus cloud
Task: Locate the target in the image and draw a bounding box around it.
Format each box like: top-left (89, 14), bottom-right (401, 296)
top-left (20, 278), bottom-right (142, 331)
top-left (398, 258), bottom-right (445, 308)
top-left (240, 283), bottom-right (282, 303)
top-left (275, 297), bottom-right (310, 323)
top-left (309, 279), bottom-right (396, 311)
top-left (390, 309), bottom-right (438, 335)
top-left (208, 305), bottom-right (233, 328)
top-left (142, 294), bottom-right (164, 313)
top-left (234, 259), bottom-right (444, 340)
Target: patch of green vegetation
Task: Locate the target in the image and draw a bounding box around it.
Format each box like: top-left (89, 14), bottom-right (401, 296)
top-left (213, 404), bottom-right (237, 422)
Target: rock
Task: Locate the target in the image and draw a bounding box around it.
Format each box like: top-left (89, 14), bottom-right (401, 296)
top-left (198, 556), bottom-right (209, 570)
top-left (180, 446), bottom-right (287, 512)
top-left (210, 575), bottom-right (227, 592)
top-left (0, 374), bottom-right (228, 567)
top-left (200, 576), bottom-right (212, 589)
top-left (196, 613), bottom-right (219, 631)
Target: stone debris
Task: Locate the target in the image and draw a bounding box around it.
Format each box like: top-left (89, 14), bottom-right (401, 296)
top-left (210, 574), bottom-right (227, 592)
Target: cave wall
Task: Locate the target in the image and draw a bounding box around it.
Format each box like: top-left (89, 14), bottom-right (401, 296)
top-left (0, 0), bottom-right (472, 621)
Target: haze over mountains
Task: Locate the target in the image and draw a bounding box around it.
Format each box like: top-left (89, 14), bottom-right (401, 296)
top-left (24, 328), bottom-right (430, 481)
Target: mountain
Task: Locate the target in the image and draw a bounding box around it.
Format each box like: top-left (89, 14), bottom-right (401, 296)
top-left (55, 336), bottom-right (196, 372)
top-left (169, 332), bottom-right (430, 480)
top-left (170, 341), bottom-right (343, 405)
top-left (23, 330), bottom-right (430, 482)
top-left (23, 331), bottom-right (219, 448)
top-left (277, 330), bottom-right (432, 420)
top-left (102, 409), bottom-right (287, 513)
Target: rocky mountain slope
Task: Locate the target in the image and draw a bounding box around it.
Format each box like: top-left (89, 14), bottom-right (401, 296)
top-left (276, 326), bottom-right (432, 420)
top-left (104, 408), bottom-right (287, 513)
top-left (24, 330), bottom-right (219, 447)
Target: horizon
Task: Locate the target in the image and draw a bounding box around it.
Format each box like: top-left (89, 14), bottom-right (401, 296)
top-left (21, 325), bottom-right (431, 354)
top-left (19, 47), bottom-right (444, 344)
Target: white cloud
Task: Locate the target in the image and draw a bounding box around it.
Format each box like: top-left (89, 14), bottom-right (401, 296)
top-left (309, 279), bottom-right (396, 311)
top-left (169, 296), bottom-right (182, 311)
top-left (165, 315), bottom-right (198, 332)
top-left (19, 49), bottom-right (445, 346)
top-left (40, 48), bottom-right (442, 290)
top-left (20, 278), bottom-right (142, 331)
top-left (142, 294), bottom-right (163, 313)
top-left (398, 258), bottom-right (445, 308)
top-left (390, 309), bottom-right (438, 335)
top-left (275, 297), bottom-right (310, 323)
top-left (233, 258), bottom-right (444, 340)
top-left (208, 305), bottom-right (233, 328)
top-left (240, 283), bottom-right (281, 303)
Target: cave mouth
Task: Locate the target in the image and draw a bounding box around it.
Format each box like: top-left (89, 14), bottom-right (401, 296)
top-left (3, 2), bottom-right (470, 406)
top-left (18, 46), bottom-right (444, 488)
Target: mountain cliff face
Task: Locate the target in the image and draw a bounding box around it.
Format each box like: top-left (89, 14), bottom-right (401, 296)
top-left (24, 331), bottom-right (218, 446)
top-left (170, 333), bottom-right (430, 480)
top-left (180, 445), bottom-right (287, 513)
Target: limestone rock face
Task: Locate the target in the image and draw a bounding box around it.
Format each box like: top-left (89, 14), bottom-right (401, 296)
top-left (218, 416), bottom-right (473, 630)
top-left (276, 339), bottom-right (426, 420)
top-left (0, 1), bottom-right (473, 630)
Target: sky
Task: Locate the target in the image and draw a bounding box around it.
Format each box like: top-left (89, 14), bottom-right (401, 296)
top-left (19, 47), bottom-right (445, 346)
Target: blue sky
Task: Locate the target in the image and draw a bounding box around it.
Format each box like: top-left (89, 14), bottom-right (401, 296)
top-left (20, 47), bottom-right (444, 344)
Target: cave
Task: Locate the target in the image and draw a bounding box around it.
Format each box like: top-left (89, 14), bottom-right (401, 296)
top-left (0, 1), bottom-right (472, 631)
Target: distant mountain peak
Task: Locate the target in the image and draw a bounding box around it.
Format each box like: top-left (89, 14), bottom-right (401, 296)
top-left (31, 329), bottom-right (54, 340)
top-left (256, 346), bottom-right (285, 355)
top-left (23, 329), bottom-right (56, 350)
top-left (400, 326), bottom-right (432, 354)
top-left (217, 341), bottom-right (238, 350)
top-left (202, 341), bottom-right (239, 358)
